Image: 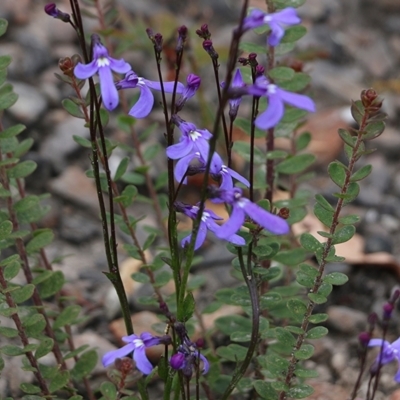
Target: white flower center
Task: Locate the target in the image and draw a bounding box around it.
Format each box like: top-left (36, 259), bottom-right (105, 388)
top-left (237, 198), bottom-right (246, 208)
top-left (189, 130), bottom-right (201, 141)
top-left (267, 84), bottom-right (277, 94)
top-left (201, 212), bottom-right (210, 222)
top-left (263, 16), bottom-right (272, 23)
top-left (221, 165), bottom-right (228, 174)
top-left (133, 339), bottom-right (144, 348)
top-left (97, 57), bottom-right (110, 68)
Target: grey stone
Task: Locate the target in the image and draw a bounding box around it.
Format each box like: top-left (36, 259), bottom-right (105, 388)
top-left (8, 81), bottom-right (48, 124)
top-left (327, 306), bottom-right (367, 334)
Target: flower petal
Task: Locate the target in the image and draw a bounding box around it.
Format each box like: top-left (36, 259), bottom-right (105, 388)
top-left (98, 66), bottom-right (120, 111)
top-left (368, 339), bottom-right (390, 348)
top-left (166, 140), bottom-right (192, 159)
top-left (227, 233), bottom-right (246, 246)
top-left (102, 343), bottom-right (135, 367)
top-left (244, 201), bottom-right (290, 235)
top-left (199, 353), bottom-right (210, 374)
top-left (145, 79), bottom-right (185, 94)
top-left (273, 7), bottom-right (300, 25)
top-left (194, 222), bottom-right (208, 250)
top-left (232, 68), bottom-right (244, 88)
top-left (227, 167), bottom-right (250, 187)
top-left (109, 57), bottom-right (131, 74)
top-left (255, 93), bottom-right (284, 130)
top-left (133, 345), bottom-right (154, 375)
top-left (129, 85), bottom-right (154, 118)
top-left (276, 88), bottom-right (316, 112)
top-left (174, 154), bottom-right (195, 183)
top-left (141, 332), bottom-right (161, 347)
top-left (216, 205), bottom-right (245, 239)
top-left (74, 61), bottom-right (98, 79)
top-left (242, 8), bottom-right (266, 31)
top-left (268, 22), bottom-right (285, 47)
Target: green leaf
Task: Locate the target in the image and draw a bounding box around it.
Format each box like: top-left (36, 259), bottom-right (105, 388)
top-left (64, 345), bottom-right (90, 360)
top-left (62, 98), bottom-right (84, 118)
top-left (53, 305), bottom-right (81, 329)
top-left (230, 331), bottom-right (252, 342)
top-left (215, 314), bottom-right (252, 336)
top-left (350, 164), bottom-right (372, 182)
top-left (332, 225), bottom-right (355, 244)
top-left (7, 160), bottom-right (37, 179)
top-left (281, 108), bottom-right (308, 123)
top-left (272, 0), bottom-right (305, 9)
top-left (71, 349), bottom-right (98, 380)
top-left (0, 18), bottom-right (8, 36)
top-left (1, 344), bottom-right (24, 356)
top-left (306, 326), bottom-right (329, 339)
top-left (351, 100), bottom-right (364, 125)
top-left (274, 248), bottom-right (307, 266)
top-left (0, 69), bottom-right (7, 86)
top-left (0, 124), bottom-right (25, 139)
top-left (281, 25), bottom-right (307, 43)
top-left (308, 293), bottom-right (327, 304)
top-left (338, 214), bottom-right (360, 225)
top-left (182, 292), bottom-right (195, 322)
top-left (309, 313), bottom-right (328, 324)
top-left (0, 55), bottom-right (11, 70)
top-left (275, 327), bottom-right (296, 346)
top-left (234, 117), bottom-right (265, 139)
top-left (232, 141), bottom-right (265, 163)
top-left (295, 132), bottom-right (311, 152)
top-left (315, 194), bottom-right (334, 211)
top-left (294, 344), bottom-right (314, 360)
top-left (0, 220), bottom-right (12, 240)
top-left (279, 72), bottom-right (311, 92)
top-left (37, 271), bottom-right (65, 299)
top-left (239, 41), bottom-right (267, 54)
top-left (0, 91), bottom-right (18, 110)
top-left (35, 338), bottom-right (54, 359)
top-left (0, 326), bottom-right (19, 338)
top-left (276, 154), bottom-right (315, 174)
top-left (131, 272), bottom-right (150, 283)
top-left (100, 382), bottom-right (117, 399)
top-left (300, 233), bottom-right (321, 252)
top-left (323, 272), bottom-right (348, 285)
top-left (269, 66), bottom-right (294, 81)
top-left (286, 383), bottom-right (314, 399)
top-left (143, 143), bottom-right (162, 162)
top-left (20, 383), bottom-right (41, 394)
top-left (216, 344), bottom-right (247, 361)
top-left (363, 121), bottom-right (385, 140)
top-left (11, 284), bottom-right (35, 303)
top-left (26, 229), bottom-right (54, 254)
top-left (154, 270), bottom-right (172, 287)
top-left (14, 138), bottom-right (34, 158)
top-left (3, 262), bottom-right (21, 279)
top-left (121, 171), bottom-right (145, 185)
top-left (296, 272), bottom-right (314, 288)
top-left (143, 233), bottom-right (156, 250)
top-left (294, 366), bottom-right (319, 378)
top-left (328, 161), bottom-right (347, 187)
top-left (23, 314), bottom-right (46, 337)
top-left (72, 135), bottom-right (91, 148)
top-left (49, 370), bottom-right (70, 393)
top-left (299, 263), bottom-right (318, 277)
top-left (314, 203), bottom-right (334, 226)
top-left (115, 184), bottom-right (137, 207)
top-left (287, 299), bottom-right (307, 317)
top-left (253, 381), bottom-right (278, 399)
top-left (338, 128), bottom-right (356, 147)
top-left (114, 156), bottom-right (129, 181)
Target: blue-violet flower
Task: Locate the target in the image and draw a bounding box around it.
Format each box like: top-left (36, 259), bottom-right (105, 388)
top-left (176, 202), bottom-right (245, 249)
top-left (74, 35), bottom-right (131, 111)
top-left (368, 337), bottom-right (400, 382)
top-left (210, 187), bottom-right (290, 238)
top-left (242, 7), bottom-right (301, 47)
top-left (116, 70), bottom-right (185, 118)
top-left (176, 74), bottom-right (201, 111)
top-left (102, 332), bottom-right (165, 375)
top-left (247, 76), bottom-right (315, 130)
top-left (222, 68), bottom-right (246, 121)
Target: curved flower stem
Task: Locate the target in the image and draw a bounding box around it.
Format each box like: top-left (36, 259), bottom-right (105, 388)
top-left (279, 106), bottom-right (372, 400)
top-left (249, 96), bottom-right (259, 202)
top-left (220, 247), bottom-right (260, 400)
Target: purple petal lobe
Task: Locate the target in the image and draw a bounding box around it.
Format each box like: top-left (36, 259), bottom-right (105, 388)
top-left (255, 93), bottom-right (284, 130)
top-left (133, 345), bottom-right (154, 375)
top-left (244, 201), bottom-right (289, 235)
top-left (227, 233), bottom-right (246, 246)
top-left (102, 343), bottom-right (135, 367)
top-left (145, 80), bottom-right (185, 94)
top-left (268, 22), bottom-right (285, 47)
top-left (74, 61), bottom-right (98, 79)
top-left (274, 7), bottom-right (300, 25)
top-left (141, 332), bottom-right (161, 347)
top-left (174, 154), bottom-right (194, 183)
top-left (109, 57), bottom-right (131, 74)
top-left (276, 88), bottom-right (316, 112)
top-left (227, 167), bottom-right (250, 187)
top-left (129, 85), bottom-right (154, 118)
top-left (194, 222), bottom-right (207, 250)
top-left (166, 140), bottom-right (192, 159)
top-left (368, 339), bottom-right (390, 348)
top-left (199, 353), bottom-right (210, 374)
top-left (98, 66), bottom-right (119, 111)
top-left (216, 205), bottom-right (245, 239)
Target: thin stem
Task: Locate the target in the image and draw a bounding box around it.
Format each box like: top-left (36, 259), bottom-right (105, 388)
top-left (249, 97), bottom-right (259, 202)
top-left (0, 268), bottom-right (51, 396)
top-left (279, 109), bottom-right (372, 399)
top-left (220, 248), bottom-right (260, 400)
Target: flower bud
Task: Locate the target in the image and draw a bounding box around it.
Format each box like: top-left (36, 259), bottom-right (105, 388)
top-left (358, 331), bottom-right (370, 347)
top-left (176, 25), bottom-right (188, 52)
top-left (202, 40), bottom-right (218, 60)
top-left (278, 207), bottom-right (290, 219)
top-left (170, 353), bottom-right (185, 370)
top-left (196, 24), bottom-right (211, 40)
top-left (44, 3), bottom-right (71, 23)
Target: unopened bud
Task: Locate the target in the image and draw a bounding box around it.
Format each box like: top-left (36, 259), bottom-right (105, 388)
top-left (361, 88), bottom-right (383, 113)
top-left (176, 25), bottom-right (188, 52)
top-left (196, 24), bottom-right (211, 40)
top-left (278, 207), bottom-right (290, 219)
top-left (44, 3), bottom-right (71, 23)
top-left (114, 357), bottom-right (134, 374)
top-left (202, 40), bottom-right (218, 60)
top-left (358, 331), bottom-right (370, 347)
top-left (255, 65), bottom-right (265, 77)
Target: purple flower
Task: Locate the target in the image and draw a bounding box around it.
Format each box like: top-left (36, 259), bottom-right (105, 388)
top-left (368, 337), bottom-right (400, 382)
top-left (74, 35), bottom-right (131, 111)
top-left (170, 338), bottom-right (209, 377)
top-left (176, 74), bottom-right (201, 111)
top-left (166, 118), bottom-right (212, 162)
top-left (247, 76), bottom-right (315, 130)
top-left (222, 68), bottom-right (246, 121)
top-left (210, 187), bottom-right (289, 239)
top-left (102, 332), bottom-right (163, 375)
top-left (242, 7), bottom-right (301, 47)
top-left (44, 3), bottom-right (70, 22)
top-left (176, 202), bottom-right (245, 250)
top-left (116, 71), bottom-right (185, 118)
